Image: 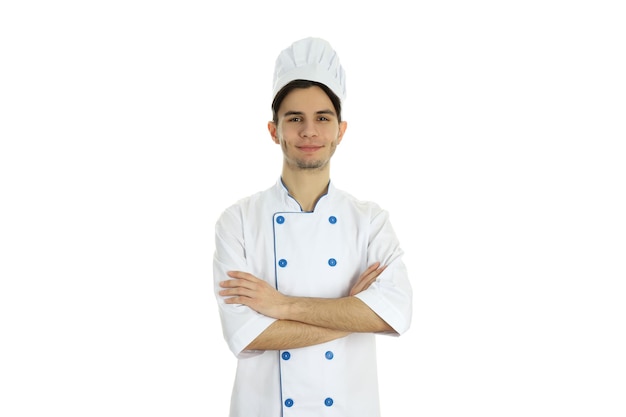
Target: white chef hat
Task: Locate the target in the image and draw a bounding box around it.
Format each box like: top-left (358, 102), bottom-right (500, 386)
top-left (272, 37), bottom-right (347, 103)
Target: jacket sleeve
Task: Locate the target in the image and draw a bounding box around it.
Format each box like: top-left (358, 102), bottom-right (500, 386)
top-left (213, 205), bottom-right (277, 358)
top-left (354, 207), bottom-right (413, 335)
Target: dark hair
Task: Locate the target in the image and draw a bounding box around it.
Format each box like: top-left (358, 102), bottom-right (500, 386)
top-left (271, 80), bottom-right (342, 123)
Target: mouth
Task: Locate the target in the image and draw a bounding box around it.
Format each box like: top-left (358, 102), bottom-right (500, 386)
top-left (297, 145), bottom-right (322, 153)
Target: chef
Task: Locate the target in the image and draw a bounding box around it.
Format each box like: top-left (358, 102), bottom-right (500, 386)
top-left (213, 37), bottom-right (413, 417)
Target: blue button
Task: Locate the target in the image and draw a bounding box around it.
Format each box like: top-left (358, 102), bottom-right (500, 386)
top-left (282, 352), bottom-right (291, 360)
top-left (325, 351), bottom-right (334, 360)
top-left (328, 216), bottom-right (337, 224)
top-left (278, 259), bottom-right (287, 267)
top-left (285, 398), bottom-right (294, 407)
top-left (328, 258), bottom-right (337, 267)
top-left (276, 215), bottom-right (285, 224)
top-left (324, 397), bottom-right (334, 407)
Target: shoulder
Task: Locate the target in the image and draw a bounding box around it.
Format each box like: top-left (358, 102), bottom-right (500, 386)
top-left (215, 186), bottom-right (275, 224)
top-left (330, 185), bottom-right (386, 219)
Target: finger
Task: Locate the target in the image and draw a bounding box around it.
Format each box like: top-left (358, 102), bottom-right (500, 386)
top-left (219, 287), bottom-right (255, 298)
top-left (223, 295), bottom-right (251, 305)
top-left (219, 278), bottom-right (257, 290)
top-left (219, 279), bottom-right (241, 288)
top-left (350, 275), bottom-right (379, 296)
top-left (350, 277), bottom-right (371, 296)
top-left (364, 274), bottom-right (380, 287)
top-left (350, 265), bottom-right (387, 296)
top-left (352, 266), bottom-right (378, 293)
top-left (227, 271), bottom-right (255, 280)
top-left (362, 262), bottom-right (381, 276)
top-left (359, 264), bottom-right (386, 284)
top-left (368, 264), bottom-right (387, 279)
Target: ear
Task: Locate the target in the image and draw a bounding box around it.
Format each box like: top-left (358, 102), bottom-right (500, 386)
top-left (268, 121), bottom-right (280, 144)
top-left (337, 121), bottom-right (348, 144)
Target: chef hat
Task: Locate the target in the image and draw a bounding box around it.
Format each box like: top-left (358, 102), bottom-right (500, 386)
top-left (272, 37), bottom-right (347, 103)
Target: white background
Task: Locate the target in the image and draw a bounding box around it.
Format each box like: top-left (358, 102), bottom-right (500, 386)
top-left (1, 1), bottom-right (625, 416)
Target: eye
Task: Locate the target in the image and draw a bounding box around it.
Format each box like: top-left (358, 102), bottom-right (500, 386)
top-left (288, 117), bottom-right (302, 122)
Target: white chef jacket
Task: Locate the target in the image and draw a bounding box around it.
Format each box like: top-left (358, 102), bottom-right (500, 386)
top-left (213, 178), bottom-right (412, 417)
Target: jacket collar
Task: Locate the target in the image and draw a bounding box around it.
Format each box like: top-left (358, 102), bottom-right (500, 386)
top-left (274, 177), bottom-right (334, 212)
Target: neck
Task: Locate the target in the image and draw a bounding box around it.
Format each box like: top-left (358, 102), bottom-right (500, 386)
top-left (281, 165), bottom-right (330, 212)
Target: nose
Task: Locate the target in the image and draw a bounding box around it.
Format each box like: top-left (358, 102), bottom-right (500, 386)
top-left (300, 120), bottom-right (318, 138)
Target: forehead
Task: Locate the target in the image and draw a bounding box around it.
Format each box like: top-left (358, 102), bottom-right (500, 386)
top-left (278, 86), bottom-right (335, 114)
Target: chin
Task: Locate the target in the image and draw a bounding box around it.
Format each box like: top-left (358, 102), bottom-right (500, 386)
top-left (296, 160), bottom-right (328, 170)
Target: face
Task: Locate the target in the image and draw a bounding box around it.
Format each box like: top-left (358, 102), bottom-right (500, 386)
top-left (268, 86), bottom-right (347, 171)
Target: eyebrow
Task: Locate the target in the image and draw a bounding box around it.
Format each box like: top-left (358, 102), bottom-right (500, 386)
top-left (282, 109), bottom-right (337, 118)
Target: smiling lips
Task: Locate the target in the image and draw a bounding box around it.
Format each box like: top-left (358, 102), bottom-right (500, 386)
top-left (298, 145), bottom-right (322, 153)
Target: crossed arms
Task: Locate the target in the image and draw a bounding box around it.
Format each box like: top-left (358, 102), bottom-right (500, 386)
top-left (218, 262), bottom-right (394, 351)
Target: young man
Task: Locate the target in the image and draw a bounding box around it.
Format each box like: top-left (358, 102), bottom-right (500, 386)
top-left (213, 37), bottom-right (412, 417)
